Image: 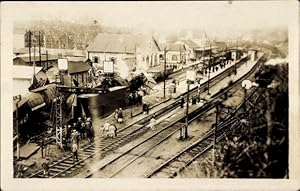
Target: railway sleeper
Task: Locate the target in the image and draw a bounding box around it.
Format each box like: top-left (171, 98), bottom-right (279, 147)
top-left (190, 147), bottom-right (203, 153)
top-left (189, 150), bottom-right (202, 156)
top-left (84, 148), bottom-right (95, 152)
top-left (176, 156), bottom-right (190, 163)
top-left (57, 162), bottom-right (73, 167)
top-left (49, 168), bottom-right (63, 173)
top-left (54, 165), bottom-right (69, 170)
top-left (58, 173), bottom-right (67, 177)
top-left (81, 151), bottom-right (94, 156)
top-left (164, 166), bottom-right (179, 173)
top-left (168, 161), bottom-right (185, 169)
top-left (35, 174), bottom-right (45, 178)
top-left (159, 169), bottom-right (176, 178)
top-left (62, 160), bottom-right (76, 164)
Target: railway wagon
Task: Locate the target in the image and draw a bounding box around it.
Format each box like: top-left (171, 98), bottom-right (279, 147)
top-left (78, 86), bottom-right (130, 119)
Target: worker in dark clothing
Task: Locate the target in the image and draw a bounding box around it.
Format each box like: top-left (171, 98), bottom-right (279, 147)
top-left (73, 79), bottom-right (79, 87)
top-left (76, 117), bottom-right (85, 139)
top-left (66, 125), bottom-right (72, 143)
top-left (85, 118), bottom-right (94, 142)
top-left (180, 96), bottom-right (185, 108)
top-left (172, 80), bottom-right (177, 93)
top-left (143, 103), bottom-right (149, 114)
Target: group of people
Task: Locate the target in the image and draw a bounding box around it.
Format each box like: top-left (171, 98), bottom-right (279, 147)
top-left (66, 117), bottom-right (95, 143)
top-left (101, 121), bottom-right (118, 138)
top-left (65, 116), bottom-right (95, 163)
top-left (128, 91), bottom-right (143, 106)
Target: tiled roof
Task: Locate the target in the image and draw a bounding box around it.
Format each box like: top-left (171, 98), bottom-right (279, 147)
top-left (87, 33), bottom-right (160, 53)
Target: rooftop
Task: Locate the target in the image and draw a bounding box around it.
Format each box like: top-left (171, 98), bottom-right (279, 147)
top-left (180, 40), bottom-right (199, 49)
top-left (87, 33), bottom-right (160, 54)
top-left (158, 43), bottom-right (186, 52)
top-left (14, 55), bottom-right (58, 63)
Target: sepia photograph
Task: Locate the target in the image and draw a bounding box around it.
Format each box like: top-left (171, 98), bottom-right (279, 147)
top-left (1, 1), bottom-right (299, 191)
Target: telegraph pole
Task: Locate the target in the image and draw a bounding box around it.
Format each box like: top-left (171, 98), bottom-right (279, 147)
top-left (212, 102), bottom-right (219, 174)
top-left (207, 44), bottom-right (211, 95)
top-left (135, 44), bottom-right (137, 70)
top-left (39, 31), bottom-right (42, 67)
top-left (235, 40), bottom-right (238, 74)
top-left (33, 45), bottom-right (36, 77)
top-left (46, 50), bottom-right (48, 69)
top-left (184, 81), bottom-right (190, 139)
top-left (28, 31), bottom-right (32, 66)
top-left (163, 47), bottom-right (167, 98)
top-left (180, 44), bottom-right (182, 64)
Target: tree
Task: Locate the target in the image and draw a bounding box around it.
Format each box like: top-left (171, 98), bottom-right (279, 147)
top-left (214, 63), bottom-right (288, 178)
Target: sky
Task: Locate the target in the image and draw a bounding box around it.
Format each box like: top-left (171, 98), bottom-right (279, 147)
top-left (3, 1), bottom-right (295, 35)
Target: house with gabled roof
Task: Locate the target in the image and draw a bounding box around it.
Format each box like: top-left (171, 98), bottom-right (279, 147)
top-left (175, 39), bottom-right (199, 61)
top-left (157, 43), bottom-right (187, 70)
top-left (86, 33), bottom-right (161, 78)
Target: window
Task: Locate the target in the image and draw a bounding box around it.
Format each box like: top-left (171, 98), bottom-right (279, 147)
top-left (93, 56), bottom-right (99, 63)
top-left (172, 55), bottom-right (177, 61)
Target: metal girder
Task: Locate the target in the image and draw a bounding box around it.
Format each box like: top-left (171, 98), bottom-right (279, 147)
top-left (54, 96), bottom-right (63, 148)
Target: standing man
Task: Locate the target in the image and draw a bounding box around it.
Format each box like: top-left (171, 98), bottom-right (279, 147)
top-left (72, 142), bottom-right (79, 163)
top-left (71, 129), bottom-right (80, 146)
top-left (180, 96), bottom-right (185, 108)
top-left (172, 80), bottom-right (177, 93)
top-left (117, 108), bottom-right (123, 124)
top-left (41, 158), bottom-right (50, 178)
top-left (149, 115), bottom-right (156, 130)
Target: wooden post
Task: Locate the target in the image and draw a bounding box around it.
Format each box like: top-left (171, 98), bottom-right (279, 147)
top-left (207, 44), bottom-right (211, 95)
top-left (163, 48), bottom-right (167, 98)
top-left (184, 81), bottom-right (190, 139)
top-left (28, 31), bottom-right (32, 66)
top-left (39, 31), bottom-right (42, 67)
top-left (212, 103), bottom-right (219, 175)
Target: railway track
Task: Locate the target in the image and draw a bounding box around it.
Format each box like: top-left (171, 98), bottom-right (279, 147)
top-left (85, 101), bottom-right (218, 178)
top-left (25, 55), bottom-right (261, 178)
top-left (144, 87), bottom-right (263, 178)
top-left (84, 57), bottom-right (265, 178)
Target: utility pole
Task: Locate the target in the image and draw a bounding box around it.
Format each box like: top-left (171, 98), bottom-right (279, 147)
top-left (28, 31), bottom-right (32, 66)
top-left (184, 81), bottom-right (190, 139)
top-left (212, 102), bottom-right (219, 175)
top-left (225, 44), bottom-right (228, 66)
top-left (46, 50), bottom-right (48, 69)
top-left (135, 44), bottom-right (137, 70)
top-left (180, 44), bottom-right (182, 64)
top-left (163, 47), bottom-right (167, 98)
top-left (235, 40), bottom-right (238, 75)
top-left (207, 44), bottom-right (211, 95)
top-left (33, 45), bottom-right (36, 77)
top-left (39, 31), bottom-right (42, 67)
